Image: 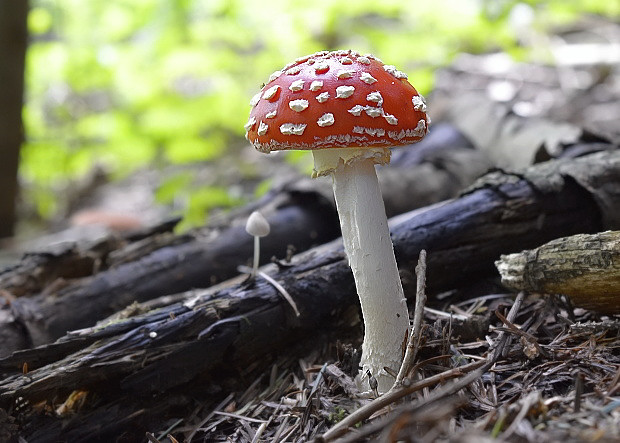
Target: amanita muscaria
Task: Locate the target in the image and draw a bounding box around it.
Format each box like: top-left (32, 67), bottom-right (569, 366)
top-left (245, 49), bottom-right (430, 393)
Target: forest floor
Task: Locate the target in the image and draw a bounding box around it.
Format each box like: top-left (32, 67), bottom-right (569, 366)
top-left (1, 15), bottom-right (619, 443)
top-left (148, 16), bottom-right (620, 442)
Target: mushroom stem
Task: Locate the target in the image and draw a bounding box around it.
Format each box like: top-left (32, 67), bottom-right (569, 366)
top-left (315, 148), bottom-right (409, 393)
top-left (245, 211), bottom-right (271, 278)
top-left (252, 235), bottom-right (260, 277)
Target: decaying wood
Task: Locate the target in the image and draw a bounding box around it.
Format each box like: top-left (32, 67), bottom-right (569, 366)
top-left (0, 123), bottom-right (490, 356)
top-left (496, 230), bottom-right (620, 314)
top-left (0, 151), bottom-right (618, 419)
top-left (5, 191), bottom-right (340, 352)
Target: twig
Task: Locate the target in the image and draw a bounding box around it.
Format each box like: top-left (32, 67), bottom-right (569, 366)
top-left (494, 308), bottom-right (548, 357)
top-left (321, 291), bottom-right (526, 442)
top-left (238, 265), bottom-right (300, 317)
top-left (212, 411), bottom-right (268, 423)
top-left (320, 359), bottom-right (487, 441)
top-left (393, 250), bottom-right (427, 388)
top-left (336, 365), bottom-right (487, 443)
top-left (490, 292), bottom-right (525, 361)
top-left (500, 391), bottom-right (540, 439)
top-left (186, 393), bottom-right (234, 442)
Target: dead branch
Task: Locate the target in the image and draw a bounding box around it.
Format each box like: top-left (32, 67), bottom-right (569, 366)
top-left (496, 230), bottom-right (620, 314)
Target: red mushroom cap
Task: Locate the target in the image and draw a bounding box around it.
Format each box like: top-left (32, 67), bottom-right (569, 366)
top-left (245, 50), bottom-right (429, 153)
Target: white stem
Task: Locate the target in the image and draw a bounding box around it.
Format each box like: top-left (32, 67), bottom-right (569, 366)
top-left (252, 235), bottom-right (260, 277)
top-left (328, 153), bottom-right (409, 393)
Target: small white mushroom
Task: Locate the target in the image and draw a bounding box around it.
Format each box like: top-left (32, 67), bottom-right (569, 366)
top-left (245, 211), bottom-right (271, 278)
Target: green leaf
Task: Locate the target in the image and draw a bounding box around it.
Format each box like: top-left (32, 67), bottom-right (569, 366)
top-left (165, 134), bottom-right (225, 164)
top-left (28, 7), bottom-right (53, 35)
top-left (155, 173), bottom-right (193, 204)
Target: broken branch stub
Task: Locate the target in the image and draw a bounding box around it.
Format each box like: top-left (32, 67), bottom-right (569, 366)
top-left (496, 230), bottom-right (620, 314)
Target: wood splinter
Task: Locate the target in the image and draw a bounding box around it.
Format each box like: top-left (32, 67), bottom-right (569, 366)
top-left (496, 230), bottom-right (620, 315)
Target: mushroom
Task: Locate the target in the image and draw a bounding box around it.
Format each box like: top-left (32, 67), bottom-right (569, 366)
top-left (245, 50), bottom-right (429, 393)
top-left (245, 210), bottom-right (271, 278)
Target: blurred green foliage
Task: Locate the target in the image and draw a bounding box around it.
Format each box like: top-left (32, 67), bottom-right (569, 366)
top-left (21, 0), bottom-right (618, 227)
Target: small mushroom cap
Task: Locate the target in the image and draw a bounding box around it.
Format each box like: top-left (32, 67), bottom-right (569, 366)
top-left (245, 211), bottom-right (270, 237)
top-left (245, 50), bottom-right (429, 153)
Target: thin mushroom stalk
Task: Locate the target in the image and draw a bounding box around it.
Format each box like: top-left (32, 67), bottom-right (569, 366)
top-left (245, 49), bottom-right (429, 393)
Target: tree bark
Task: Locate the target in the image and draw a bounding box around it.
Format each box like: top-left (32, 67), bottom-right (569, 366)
top-left (496, 230), bottom-right (620, 314)
top-left (0, 0), bottom-right (28, 238)
top-left (1, 151), bottom-right (618, 416)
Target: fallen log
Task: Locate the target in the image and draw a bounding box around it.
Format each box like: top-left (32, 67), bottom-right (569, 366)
top-left (0, 123), bottom-right (490, 355)
top-left (1, 150), bottom-right (618, 417)
top-left (496, 230), bottom-right (620, 314)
